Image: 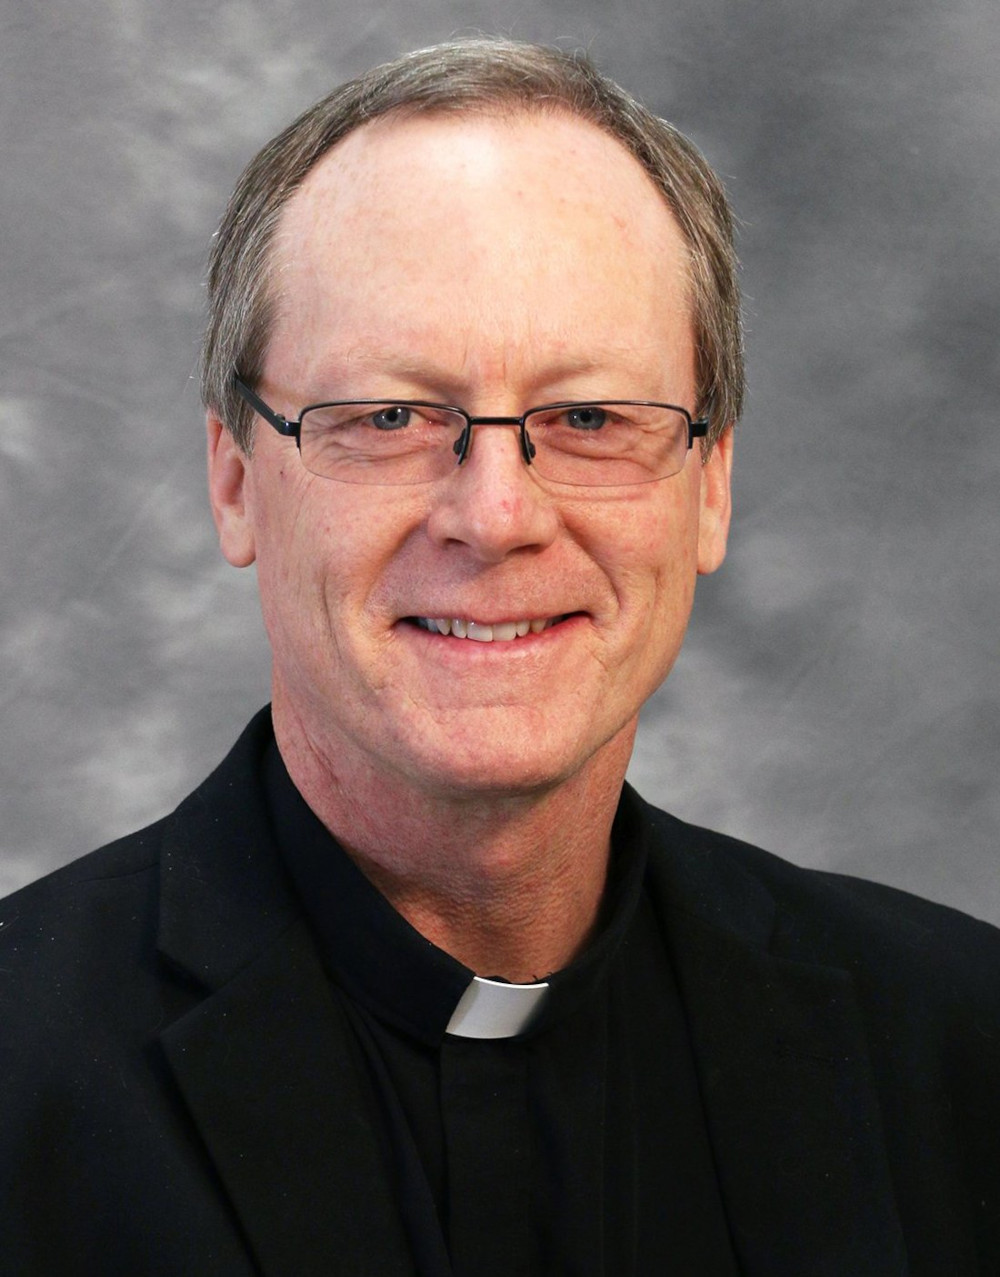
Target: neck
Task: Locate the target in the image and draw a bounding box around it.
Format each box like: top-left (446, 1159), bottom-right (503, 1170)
top-left (273, 704), bottom-right (634, 983)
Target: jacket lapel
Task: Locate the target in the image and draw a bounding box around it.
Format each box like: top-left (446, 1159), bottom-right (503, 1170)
top-left (154, 712), bottom-right (416, 1276)
top-left (637, 794), bottom-right (909, 1276)
top-left (159, 922), bottom-right (415, 1276)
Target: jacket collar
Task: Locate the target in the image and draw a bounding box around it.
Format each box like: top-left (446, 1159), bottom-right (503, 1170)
top-left (157, 709), bottom-right (296, 991)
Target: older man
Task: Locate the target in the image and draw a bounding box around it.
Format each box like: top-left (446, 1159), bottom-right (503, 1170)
top-left (2, 40), bottom-right (999, 1276)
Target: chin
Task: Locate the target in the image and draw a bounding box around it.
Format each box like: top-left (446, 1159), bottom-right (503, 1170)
top-left (394, 725), bottom-right (622, 803)
top-left (412, 756), bottom-right (572, 801)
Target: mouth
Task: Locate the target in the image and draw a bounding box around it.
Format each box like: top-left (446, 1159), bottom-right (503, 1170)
top-left (408, 615), bottom-right (569, 642)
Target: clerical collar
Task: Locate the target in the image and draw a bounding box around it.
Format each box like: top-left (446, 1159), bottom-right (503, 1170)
top-left (264, 741), bottom-right (648, 1046)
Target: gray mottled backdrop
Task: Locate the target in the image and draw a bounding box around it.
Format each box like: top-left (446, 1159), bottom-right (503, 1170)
top-left (2, 1), bottom-right (997, 918)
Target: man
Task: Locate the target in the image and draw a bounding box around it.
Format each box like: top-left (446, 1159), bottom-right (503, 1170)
top-left (1, 39), bottom-right (998, 1276)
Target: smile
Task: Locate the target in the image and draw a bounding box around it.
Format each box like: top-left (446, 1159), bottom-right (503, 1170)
top-left (412, 616), bottom-right (565, 642)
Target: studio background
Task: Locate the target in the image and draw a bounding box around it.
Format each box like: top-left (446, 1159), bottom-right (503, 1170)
top-left (1, 1), bottom-right (997, 919)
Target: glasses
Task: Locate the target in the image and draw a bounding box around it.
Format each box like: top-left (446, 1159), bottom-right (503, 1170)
top-left (233, 375), bottom-right (708, 488)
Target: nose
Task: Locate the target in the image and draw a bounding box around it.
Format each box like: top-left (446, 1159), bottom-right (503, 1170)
top-left (425, 422), bottom-right (560, 562)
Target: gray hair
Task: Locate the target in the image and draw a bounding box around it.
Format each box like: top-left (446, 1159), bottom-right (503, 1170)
top-left (201, 38), bottom-right (743, 452)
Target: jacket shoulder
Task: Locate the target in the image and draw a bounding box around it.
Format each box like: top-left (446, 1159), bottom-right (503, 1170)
top-left (0, 706), bottom-right (276, 959)
top-left (638, 793), bottom-right (1000, 1006)
top-left (3, 818), bottom-right (165, 897)
top-left (0, 818), bottom-right (166, 962)
top-left (0, 820), bottom-right (173, 1065)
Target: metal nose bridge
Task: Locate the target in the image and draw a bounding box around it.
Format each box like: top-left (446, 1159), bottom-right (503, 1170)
top-left (453, 414), bottom-right (537, 467)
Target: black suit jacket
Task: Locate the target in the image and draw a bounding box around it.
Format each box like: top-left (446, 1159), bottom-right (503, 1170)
top-left (2, 709), bottom-right (999, 1275)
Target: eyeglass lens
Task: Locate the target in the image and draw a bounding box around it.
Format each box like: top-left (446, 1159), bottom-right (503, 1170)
top-left (297, 402), bottom-right (692, 487)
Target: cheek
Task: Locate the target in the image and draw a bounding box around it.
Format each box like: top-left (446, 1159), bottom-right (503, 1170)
top-left (632, 535), bottom-right (699, 688)
top-left (249, 480), bottom-right (335, 642)
top-left (257, 480), bottom-right (428, 636)
top-left (591, 483), bottom-right (701, 600)
top-left (589, 490), bottom-right (702, 692)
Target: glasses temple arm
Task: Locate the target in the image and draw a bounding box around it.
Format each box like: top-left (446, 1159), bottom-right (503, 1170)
top-left (232, 375), bottom-right (299, 437)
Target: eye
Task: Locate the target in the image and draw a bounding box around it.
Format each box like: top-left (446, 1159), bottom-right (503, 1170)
top-left (564, 406), bottom-right (608, 431)
top-left (371, 405), bottom-right (412, 431)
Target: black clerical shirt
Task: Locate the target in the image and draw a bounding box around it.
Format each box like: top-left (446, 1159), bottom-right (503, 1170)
top-left (265, 743), bottom-right (739, 1275)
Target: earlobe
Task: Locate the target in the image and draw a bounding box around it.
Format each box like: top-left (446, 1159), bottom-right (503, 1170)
top-left (206, 414), bottom-right (257, 567)
top-left (696, 426), bottom-right (734, 576)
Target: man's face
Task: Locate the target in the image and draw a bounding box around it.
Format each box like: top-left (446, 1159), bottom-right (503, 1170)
top-left (208, 110), bottom-right (732, 801)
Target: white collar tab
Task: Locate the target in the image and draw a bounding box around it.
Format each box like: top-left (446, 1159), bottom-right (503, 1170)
top-left (445, 975), bottom-right (550, 1039)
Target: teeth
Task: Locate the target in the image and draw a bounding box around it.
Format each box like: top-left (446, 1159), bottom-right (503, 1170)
top-left (415, 616), bottom-right (562, 642)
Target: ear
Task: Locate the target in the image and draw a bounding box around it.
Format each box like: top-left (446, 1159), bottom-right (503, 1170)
top-left (696, 425), bottom-right (734, 576)
top-left (206, 413), bottom-right (256, 567)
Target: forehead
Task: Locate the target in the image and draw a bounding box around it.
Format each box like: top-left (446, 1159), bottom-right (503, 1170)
top-left (265, 110), bottom-right (694, 396)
